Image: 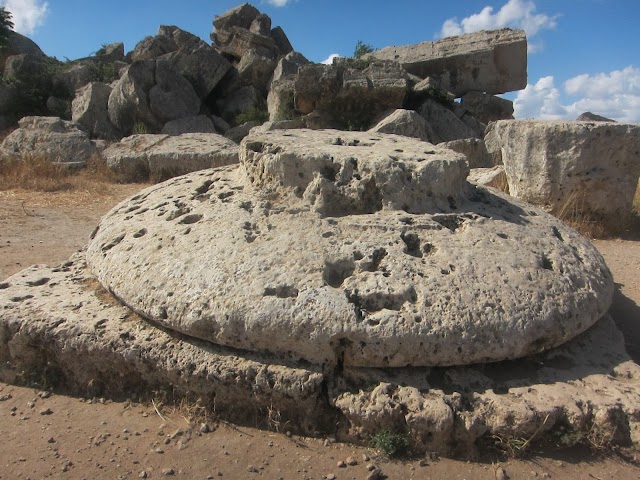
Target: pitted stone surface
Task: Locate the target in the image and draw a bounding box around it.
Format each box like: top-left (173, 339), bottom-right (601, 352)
top-left (1, 259), bottom-right (637, 456)
top-left (86, 130), bottom-right (613, 367)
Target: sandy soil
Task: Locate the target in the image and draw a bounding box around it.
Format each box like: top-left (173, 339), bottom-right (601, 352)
top-left (1, 185), bottom-right (639, 479)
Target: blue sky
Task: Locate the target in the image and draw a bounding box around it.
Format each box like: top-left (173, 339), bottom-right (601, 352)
top-left (2, 0), bottom-right (639, 122)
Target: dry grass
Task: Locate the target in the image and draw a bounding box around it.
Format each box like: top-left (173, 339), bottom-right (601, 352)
top-left (0, 153), bottom-right (127, 193)
top-left (553, 187), bottom-right (640, 239)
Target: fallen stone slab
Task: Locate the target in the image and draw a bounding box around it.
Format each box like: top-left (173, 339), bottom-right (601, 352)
top-left (368, 29), bottom-right (527, 97)
top-left (102, 133), bottom-right (239, 181)
top-left (484, 120), bottom-right (640, 226)
top-left (467, 166), bottom-right (508, 190)
top-left (0, 116), bottom-right (97, 165)
top-left (0, 256), bottom-right (637, 457)
top-left (87, 130), bottom-right (612, 368)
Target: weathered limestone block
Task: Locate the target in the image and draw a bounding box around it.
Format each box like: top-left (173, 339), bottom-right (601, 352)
top-left (368, 108), bottom-right (437, 143)
top-left (237, 50), bottom-right (277, 95)
top-left (0, 116), bottom-right (97, 165)
top-left (267, 52), bottom-right (309, 121)
top-left (72, 82), bottom-right (122, 140)
top-left (161, 115), bottom-right (217, 135)
top-left (96, 42), bottom-right (125, 63)
top-left (102, 133), bottom-right (239, 180)
top-left (441, 138), bottom-right (492, 168)
top-left (368, 29), bottom-right (527, 97)
top-left (87, 129), bottom-right (613, 369)
top-left (467, 165), bottom-right (508, 190)
top-left (107, 60), bottom-right (160, 135)
top-left (419, 99), bottom-right (480, 142)
top-left (484, 120), bottom-right (640, 223)
top-left (163, 36), bottom-right (232, 99)
top-left (148, 60), bottom-right (201, 123)
top-left (460, 91), bottom-right (514, 124)
top-left (2, 258), bottom-right (636, 457)
top-left (295, 61), bottom-right (408, 129)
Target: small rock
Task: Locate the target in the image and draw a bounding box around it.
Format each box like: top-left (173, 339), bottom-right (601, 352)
top-left (362, 454), bottom-right (370, 462)
top-left (138, 472), bottom-right (148, 479)
top-left (47, 437), bottom-right (56, 443)
top-left (326, 474), bottom-right (336, 480)
top-left (346, 456), bottom-right (357, 466)
top-left (200, 423), bottom-right (212, 433)
top-left (336, 460), bottom-right (346, 468)
top-left (496, 466), bottom-right (509, 480)
top-left (155, 448), bottom-right (165, 454)
top-left (40, 407), bottom-right (53, 415)
top-left (161, 467), bottom-right (175, 476)
top-left (164, 437), bottom-right (171, 445)
top-left (419, 458), bottom-right (429, 467)
top-left (367, 469), bottom-right (383, 480)
top-left (366, 464), bottom-right (377, 471)
top-left (247, 465), bottom-right (259, 473)
top-left (38, 390), bottom-right (52, 399)
top-left (0, 394), bottom-right (12, 401)
top-left (28, 401), bottom-right (36, 409)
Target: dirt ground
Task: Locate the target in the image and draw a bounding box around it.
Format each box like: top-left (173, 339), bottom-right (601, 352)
top-left (1, 185), bottom-right (639, 480)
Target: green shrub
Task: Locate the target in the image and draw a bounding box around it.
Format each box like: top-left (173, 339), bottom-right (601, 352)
top-left (371, 429), bottom-right (409, 457)
top-left (233, 107), bottom-right (269, 127)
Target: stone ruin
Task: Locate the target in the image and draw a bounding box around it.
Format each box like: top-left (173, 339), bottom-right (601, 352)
top-left (1, 2), bottom-right (640, 458)
top-left (1, 129), bottom-right (639, 457)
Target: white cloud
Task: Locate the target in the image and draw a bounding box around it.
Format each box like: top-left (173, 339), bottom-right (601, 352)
top-left (514, 76), bottom-right (567, 120)
top-left (265, 0), bottom-right (292, 6)
top-left (514, 67), bottom-right (640, 122)
top-left (438, 0), bottom-right (558, 52)
top-left (0, 0), bottom-right (49, 35)
top-left (321, 53), bottom-right (341, 65)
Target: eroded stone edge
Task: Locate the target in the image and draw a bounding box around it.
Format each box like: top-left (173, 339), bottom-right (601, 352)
top-left (0, 257), bottom-right (638, 457)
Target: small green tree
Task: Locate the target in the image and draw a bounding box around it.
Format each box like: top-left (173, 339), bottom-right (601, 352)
top-left (0, 7), bottom-right (14, 49)
top-left (353, 40), bottom-right (374, 59)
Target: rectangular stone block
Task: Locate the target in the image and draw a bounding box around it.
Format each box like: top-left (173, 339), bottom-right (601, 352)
top-left (369, 28), bottom-right (527, 97)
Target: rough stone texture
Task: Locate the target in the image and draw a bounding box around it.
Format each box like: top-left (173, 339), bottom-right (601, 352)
top-left (461, 91), bottom-right (514, 124)
top-left (452, 103), bottom-right (488, 138)
top-left (1, 228), bottom-right (636, 459)
top-left (467, 166), bottom-right (508, 190)
top-left (576, 111), bottom-right (615, 122)
top-left (107, 59), bottom-right (201, 136)
top-left (87, 129), bottom-right (613, 368)
top-left (211, 4), bottom-right (284, 61)
top-left (419, 99), bottom-right (480, 142)
top-left (0, 116), bottom-right (97, 165)
top-left (270, 26), bottom-right (293, 56)
top-left (161, 115), bottom-right (217, 135)
top-left (237, 50), bottom-right (276, 95)
top-left (52, 62), bottom-right (96, 98)
top-left (267, 52), bottom-right (309, 121)
top-left (46, 96), bottom-right (71, 119)
top-left (129, 33), bottom-right (179, 62)
top-left (107, 60), bottom-right (160, 135)
top-left (368, 29), bottom-right (527, 97)
top-left (441, 138), bottom-right (492, 168)
top-left (294, 61), bottom-right (408, 129)
top-left (217, 85), bottom-right (259, 123)
top-left (369, 109), bottom-right (438, 143)
top-left (148, 59), bottom-right (200, 123)
top-left (102, 133), bottom-right (238, 180)
top-left (72, 82), bottom-right (122, 140)
top-left (484, 120), bottom-right (640, 222)
top-left (163, 36), bottom-right (232, 100)
top-left (97, 42), bottom-right (125, 63)
top-left (224, 121), bottom-right (259, 143)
